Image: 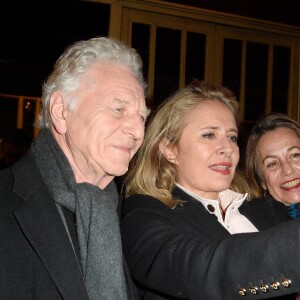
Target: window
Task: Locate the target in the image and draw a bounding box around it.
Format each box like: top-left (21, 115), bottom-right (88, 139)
top-left (108, 1), bottom-right (299, 126)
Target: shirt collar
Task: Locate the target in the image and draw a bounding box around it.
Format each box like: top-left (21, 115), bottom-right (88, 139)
top-left (175, 182), bottom-right (247, 211)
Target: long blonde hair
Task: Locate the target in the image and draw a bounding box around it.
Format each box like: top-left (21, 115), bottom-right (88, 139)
top-left (125, 80), bottom-right (240, 207)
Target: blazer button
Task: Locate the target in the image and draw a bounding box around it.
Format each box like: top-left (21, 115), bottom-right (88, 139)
top-left (271, 281), bottom-right (280, 290)
top-left (238, 288), bottom-right (247, 296)
top-left (249, 287), bottom-right (258, 294)
top-left (260, 284), bottom-right (269, 293)
top-left (282, 278), bottom-right (292, 288)
top-left (207, 204), bottom-right (215, 212)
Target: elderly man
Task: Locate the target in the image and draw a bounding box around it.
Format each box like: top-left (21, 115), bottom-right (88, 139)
top-left (0, 37), bottom-right (149, 299)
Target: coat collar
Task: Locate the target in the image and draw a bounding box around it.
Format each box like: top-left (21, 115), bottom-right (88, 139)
top-left (11, 153), bottom-right (89, 299)
top-left (171, 186), bottom-right (229, 236)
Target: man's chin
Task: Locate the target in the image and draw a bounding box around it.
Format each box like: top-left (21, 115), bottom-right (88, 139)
top-left (108, 165), bottom-right (129, 177)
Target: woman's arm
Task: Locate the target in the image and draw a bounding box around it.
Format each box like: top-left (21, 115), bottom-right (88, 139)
top-left (121, 195), bottom-right (299, 299)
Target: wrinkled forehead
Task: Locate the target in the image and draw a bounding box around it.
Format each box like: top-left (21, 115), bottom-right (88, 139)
top-left (80, 61), bottom-right (145, 98)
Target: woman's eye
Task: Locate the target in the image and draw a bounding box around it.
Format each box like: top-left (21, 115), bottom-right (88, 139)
top-left (266, 161), bottom-right (278, 168)
top-left (202, 133), bottom-right (215, 139)
top-left (228, 135), bottom-right (238, 143)
top-left (291, 152), bottom-right (300, 159)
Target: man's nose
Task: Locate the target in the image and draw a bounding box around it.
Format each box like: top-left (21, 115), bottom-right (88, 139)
top-left (124, 113), bottom-right (145, 140)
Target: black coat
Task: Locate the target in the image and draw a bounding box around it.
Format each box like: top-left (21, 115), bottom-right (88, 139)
top-left (121, 186), bottom-right (298, 300)
top-left (0, 152), bottom-right (138, 299)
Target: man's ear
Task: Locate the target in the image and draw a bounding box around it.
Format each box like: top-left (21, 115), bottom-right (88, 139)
top-left (159, 137), bottom-right (178, 165)
top-left (49, 91), bottom-right (67, 134)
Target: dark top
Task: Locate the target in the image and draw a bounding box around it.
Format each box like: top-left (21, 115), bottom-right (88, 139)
top-left (0, 152), bottom-right (138, 299)
top-left (121, 186), bottom-right (298, 300)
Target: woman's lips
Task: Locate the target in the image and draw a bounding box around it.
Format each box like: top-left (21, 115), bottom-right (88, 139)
top-left (210, 162), bottom-right (232, 175)
top-left (281, 178), bottom-right (300, 191)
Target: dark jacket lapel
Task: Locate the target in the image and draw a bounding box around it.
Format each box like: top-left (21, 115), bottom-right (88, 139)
top-left (12, 154), bottom-right (89, 299)
top-left (172, 186), bottom-right (229, 237)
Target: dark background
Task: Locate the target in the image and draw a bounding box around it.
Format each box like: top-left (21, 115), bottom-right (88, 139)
top-left (165, 0), bottom-right (300, 27)
top-left (0, 0), bottom-right (299, 98)
top-left (0, 0), bottom-right (109, 97)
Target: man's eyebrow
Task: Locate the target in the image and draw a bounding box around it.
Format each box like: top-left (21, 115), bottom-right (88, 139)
top-left (113, 98), bottom-right (129, 105)
top-left (114, 98), bottom-right (151, 116)
top-left (142, 107), bottom-right (151, 118)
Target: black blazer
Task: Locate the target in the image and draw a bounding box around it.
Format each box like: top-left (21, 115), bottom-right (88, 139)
top-left (121, 186), bottom-right (299, 300)
top-left (0, 152), bottom-right (138, 299)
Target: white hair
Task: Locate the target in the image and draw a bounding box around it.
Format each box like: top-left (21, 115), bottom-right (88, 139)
top-left (37, 37), bottom-right (146, 128)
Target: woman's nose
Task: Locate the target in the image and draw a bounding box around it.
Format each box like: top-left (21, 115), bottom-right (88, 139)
top-left (218, 138), bottom-right (234, 156)
top-left (281, 161), bottom-right (294, 176)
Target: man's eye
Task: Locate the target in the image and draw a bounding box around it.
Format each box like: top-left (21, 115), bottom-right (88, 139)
top-left (115, 107), bottom-right (124, 113)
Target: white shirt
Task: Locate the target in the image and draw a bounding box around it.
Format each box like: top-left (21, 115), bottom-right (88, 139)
top-left (175, 184), bottom-right (258, 234)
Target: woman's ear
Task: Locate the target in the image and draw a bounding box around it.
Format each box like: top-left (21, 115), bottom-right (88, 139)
top-left (49, 91), bottom-right (68, 134)
top-left (260, 177), bottom-right (267, 194)
top-left (159, 137), bottom-right (178, 165)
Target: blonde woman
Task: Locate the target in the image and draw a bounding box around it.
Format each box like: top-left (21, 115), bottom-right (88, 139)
top-left (121, 81), bottom-right (298, 300)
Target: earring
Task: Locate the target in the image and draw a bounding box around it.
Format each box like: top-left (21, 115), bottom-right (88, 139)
top-left (263, 189), bottom-right (268, 197)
